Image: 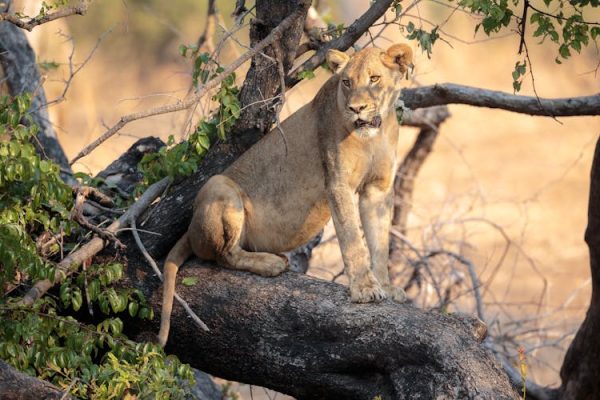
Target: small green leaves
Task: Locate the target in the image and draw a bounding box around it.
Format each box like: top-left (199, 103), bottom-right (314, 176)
top-left (181, 276), bottom-right (199, 286)
top-left (392, 0), bottom-right (403, 18)
top-left (136, 52), bottom-right (240, 193)
top-left (297, 69), bottom-right (316, 80)
top-left (512, 60), bottom-right (527, 92)
top-left (406, 22), bottom-right (439, 58)
top-left (0, 94), bottom-right (74, 288)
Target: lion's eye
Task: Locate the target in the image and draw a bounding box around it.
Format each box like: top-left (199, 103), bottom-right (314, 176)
top-left (342, 79), bottom-right (351, 88)
top-left (370, 75), bottom-right (380, 83)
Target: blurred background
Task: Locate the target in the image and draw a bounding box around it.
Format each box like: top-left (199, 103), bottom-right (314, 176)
top-left (15, 0), bottom-right (600, 393)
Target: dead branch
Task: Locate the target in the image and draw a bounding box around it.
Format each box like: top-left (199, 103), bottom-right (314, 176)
top-left (401, 83), bottom-right (600, 117)
top-left (71, 187), bottom-right (123, 247)
top-left (0, 1), bottom-right (88, 31)
top-left (390, 106), bottom-right (449, 284)
top-left (69, 5), bottom-right (308, 165)
top-left (20, 177), bottom-right (171, 306)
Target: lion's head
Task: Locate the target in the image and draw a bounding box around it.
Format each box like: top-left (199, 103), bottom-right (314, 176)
top-left (326, 43), bottom-right (413, 138)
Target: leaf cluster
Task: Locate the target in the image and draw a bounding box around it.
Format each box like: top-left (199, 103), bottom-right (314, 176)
top-left (0, 94), bottom-right (195, 398)
top-left (0, 94), bottom-right (74, 290)
top-left (136, 52), bottom-right (241, 193)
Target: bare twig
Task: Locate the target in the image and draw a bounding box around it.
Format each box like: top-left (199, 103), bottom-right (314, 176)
top-left (518, 0), bottom-right (529, 54)
top-left (422, 250), bottom-right (484, 321)
top-left (130, 217), bottom-right (209, 332)
top-left (70, 6), bottom-right (306, 165)
top-left (72, 188), bottom-right (124, 248)
top-left (20, 177), bottom-right (171, 306)
top-left (195, 0), bottom-right (218, 54)
top-left (0, 1), bottom-right (89, 31)
top-left (486, 346), bottom-right (558, 400)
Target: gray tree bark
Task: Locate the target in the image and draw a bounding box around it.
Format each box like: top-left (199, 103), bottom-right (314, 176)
top-left (0, 360), bottom-right (72, 400)
top-left (400, 83), bottom-right (600, 117)
top-left (121, 258), bottom-right (517, 400)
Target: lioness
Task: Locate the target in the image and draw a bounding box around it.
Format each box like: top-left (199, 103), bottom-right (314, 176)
top-left (158, 43), bottom-right (413, 347)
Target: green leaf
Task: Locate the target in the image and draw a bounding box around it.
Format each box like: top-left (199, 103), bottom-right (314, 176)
top-left (128, 301), bottom-right (139, 317)
top-left (72, 288), bottom-right (83, 311)
top-left (394, 3), bottom-right (402, 17)
top-left (181, 277), bottom-right (199, 286)
top-left (297, 70), bottom-right (315, 80)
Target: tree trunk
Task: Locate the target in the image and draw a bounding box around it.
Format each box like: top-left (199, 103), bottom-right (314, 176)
top-left (0, 0), bottom-right (72, 183)
top-left (132, 0), bottom-right (311, 258)
top-left (0, 360), bottom-right (72, 400)
top-left (559, 136), bottom-right (600, 399)
top-left (121, 258), bottom-right (517, 400)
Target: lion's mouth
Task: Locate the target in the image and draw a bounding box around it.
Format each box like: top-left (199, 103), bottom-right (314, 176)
top-left (354, 115), bottom-right (382, 129)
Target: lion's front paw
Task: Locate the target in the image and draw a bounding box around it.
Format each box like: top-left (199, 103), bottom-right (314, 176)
top-left (383, 284), bottom-right (407, 303)
top-left (350, 274), bottom-right (386, 303)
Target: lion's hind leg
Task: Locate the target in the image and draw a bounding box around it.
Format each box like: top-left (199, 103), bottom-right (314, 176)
top-left (195, 175), bottom-right (287, 278)
top-left (221, 247), bottom-right (288, 277)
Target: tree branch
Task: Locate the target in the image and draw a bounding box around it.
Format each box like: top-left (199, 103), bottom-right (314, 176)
top-left (0, 360), bottom-right (72, 399)
top-left (400, 83), bottom-right (600, 116)
top-left (287, 0), bottom-right (395, 86)
top-left (20, 177), bottom-right (171, 306)
top-left (123, 259), bottom-right (517, 400)
top-left (69, 5), bottom-right (307, 165)
top-left (0, 1), bottom-right (88, 31)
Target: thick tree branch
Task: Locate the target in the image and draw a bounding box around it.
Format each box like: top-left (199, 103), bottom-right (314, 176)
top-left (400, 83), bottom-right (600, 117)
top-left (123, 259), bottom-right (517, 400)
top-left (288, 0), bottom-right (395, 86)
top-left (0, 360), bottom-right (72, 399)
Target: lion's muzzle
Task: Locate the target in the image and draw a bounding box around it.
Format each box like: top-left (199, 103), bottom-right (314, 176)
top-left (354, 115), bottom-right (382, 129)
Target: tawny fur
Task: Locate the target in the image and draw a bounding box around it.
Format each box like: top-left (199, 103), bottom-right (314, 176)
top-left (158, 44), bottom-right (414, 347)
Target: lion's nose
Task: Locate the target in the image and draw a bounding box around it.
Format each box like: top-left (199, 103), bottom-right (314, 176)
top-left (348, 104), bottom-right (367, 114)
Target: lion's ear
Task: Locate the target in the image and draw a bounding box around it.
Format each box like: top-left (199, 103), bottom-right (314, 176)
top-left (326, 49), bottom-right (350, 73)
top-left (381, 43), bottom-right (413, 74)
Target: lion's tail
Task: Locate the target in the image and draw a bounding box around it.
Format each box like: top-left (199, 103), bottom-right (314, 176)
top-left (158, 232), bottom-right (193, 347)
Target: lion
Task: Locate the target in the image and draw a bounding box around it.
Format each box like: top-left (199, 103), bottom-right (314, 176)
top-left (158, 43), bottom-right (414, 347)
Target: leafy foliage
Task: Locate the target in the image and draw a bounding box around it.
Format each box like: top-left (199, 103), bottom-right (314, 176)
top-left (0, 292), bottom-right (192, 399)
top-left (511, 60), bottom-right (527, 92)
top-left (136, 52), bottom-right (240, 193)
top-left (406, 22), bottom-right (440, 59)
top-left (0, 94), bottom-right (74, 290)
top-left (456, 0), bottom-right (600, 64)
top-left (0, 94), bottom-right (194, 398)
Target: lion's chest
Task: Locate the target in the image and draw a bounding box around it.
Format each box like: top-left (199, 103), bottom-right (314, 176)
top-left (335, 131), bottom-right (397, 192)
